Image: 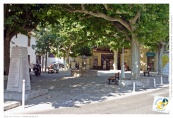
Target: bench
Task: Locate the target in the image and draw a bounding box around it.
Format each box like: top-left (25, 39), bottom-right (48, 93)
top-left (143, 70), bottom-right (150, 76)
top-left (108, 72), bottom-right (120, 85)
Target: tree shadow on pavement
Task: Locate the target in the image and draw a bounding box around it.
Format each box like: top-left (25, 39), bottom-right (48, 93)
top-left (4, 70), bottom-right (169, 111)
top-left (22, 72), bottom-right (130, 109)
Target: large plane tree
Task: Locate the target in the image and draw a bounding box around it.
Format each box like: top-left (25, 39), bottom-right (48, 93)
top-left (56, 4), bottom-right (169, 79)
top-left (4, 4), bottom-right (59, 74)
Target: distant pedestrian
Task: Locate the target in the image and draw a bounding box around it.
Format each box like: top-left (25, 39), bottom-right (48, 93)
top-left (75, 62), bottom-right (79, 70)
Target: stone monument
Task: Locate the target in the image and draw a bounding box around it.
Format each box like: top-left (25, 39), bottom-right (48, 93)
top-left (7, 47), bottom-right (31, 92)
top-left (4, 47), bottom-right (48, 101)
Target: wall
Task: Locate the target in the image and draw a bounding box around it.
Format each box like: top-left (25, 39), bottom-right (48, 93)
top-left (70, 47), bottom-right (158, 71)
top-left (118, 47), bottom-right (157, 71)
top-left (47, 57), bottom-right (64, 66)
top-left (140, 47), bottom-right (148, 71)
top-left (122, 47), bottom-right (156, 71)
top-left (93, 52), bottom-right (101, 66)
top-left (73, 56), bottom-right (92, 69)
top-left (120, 49), bottom-right (132, 69)
top-left (42, 56), bottom-right (74, 68)
top-left (10, 34), bottom-right (36, 67)
top-left (93, 52), bottom-right (113, 66)
top-left (10, 34), bottom-right (76, 69)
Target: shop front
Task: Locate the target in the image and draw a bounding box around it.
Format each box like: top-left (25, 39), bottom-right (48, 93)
top-left (146, 52), bottom-right (155, 71)
top-left (101, 54), bottom-right (114, 70)
top-left (92, 47), bottom-right (114, 70)
top-left (92, 46), bottom-right (157, 71)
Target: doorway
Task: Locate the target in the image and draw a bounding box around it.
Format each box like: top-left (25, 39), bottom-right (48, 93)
top-left (147, 57), bottom-right (154, 71)
top-left (101, 54), bottom-right (113, 70)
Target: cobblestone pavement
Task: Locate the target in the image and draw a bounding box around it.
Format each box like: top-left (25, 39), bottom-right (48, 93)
top-left (4, 70), bottom-right (169, 113)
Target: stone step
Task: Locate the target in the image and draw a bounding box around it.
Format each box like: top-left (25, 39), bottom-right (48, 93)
top-left (4, 101), bottom-right (21, 111)
top-left (4, 89), bottom-right (48, 101)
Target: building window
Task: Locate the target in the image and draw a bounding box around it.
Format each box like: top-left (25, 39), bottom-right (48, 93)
top-left (28, 36), bottom-right (31, 47)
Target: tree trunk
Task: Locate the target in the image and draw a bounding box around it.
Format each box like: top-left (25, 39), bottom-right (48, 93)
top-left (66, 52), bottom-right (70, 69)
top-left (158, 43), bottom-right (164, 75)
top-left (63, 53), bottom-right (66, 69)
top-left (4, 36), bottom-right (11, 75)
top-left (4, 31), bottom-right (16, 75)
top-left (131, 36), bottom-right (140, 80)
top-left (41, 55), bottom-right (44, 72)
top-left (113, 49), bottom-right (118, 70)
top-left (44, 52), bottom-right (47, 72)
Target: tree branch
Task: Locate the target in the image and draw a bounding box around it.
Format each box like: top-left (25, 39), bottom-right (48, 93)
top-left (9, 31), bottom-right (18, 40)
top-left (65, 5), bottom-right (132, 32)
top-left (81, 4), bottom-right (85, 10)
top-left (112, 22), bottom-right (131, 41)
top-left (103, 4), bottom-right (110, 10)
top-left (131, 11), bottom-right (141, 24)
top-left (78, 15), bottom-right (92, 20)
top-left (22, 12), bottom-right (32, 29)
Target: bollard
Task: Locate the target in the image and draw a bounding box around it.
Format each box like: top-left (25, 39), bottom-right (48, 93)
top-left (160, 75), bottom-right (163, 85)
top-left (133, 82), bottom-right (135, 92)
top-left (22, 79), bottom-right (25, 109)
top-left (154, 78), bottom-right (156, 87)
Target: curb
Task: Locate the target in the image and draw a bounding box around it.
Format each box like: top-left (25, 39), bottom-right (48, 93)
top-left (4, 101), bottom-right (21, 111)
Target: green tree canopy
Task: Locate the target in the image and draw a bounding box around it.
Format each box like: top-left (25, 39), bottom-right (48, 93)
top-left (4, 4), bottom-right (59, 74)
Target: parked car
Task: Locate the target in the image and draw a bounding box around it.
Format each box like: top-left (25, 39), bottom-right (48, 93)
top-left (48, 61), bottom-right (64, 70)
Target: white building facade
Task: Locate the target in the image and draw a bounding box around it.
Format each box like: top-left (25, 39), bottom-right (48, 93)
top-left (10, 34), bottom-right (37, 68)
top-left (10, 33), bottom-right (75, 69)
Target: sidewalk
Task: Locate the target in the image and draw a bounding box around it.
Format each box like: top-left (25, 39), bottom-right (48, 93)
top-left (4, 70), bottom-right (169, 114)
